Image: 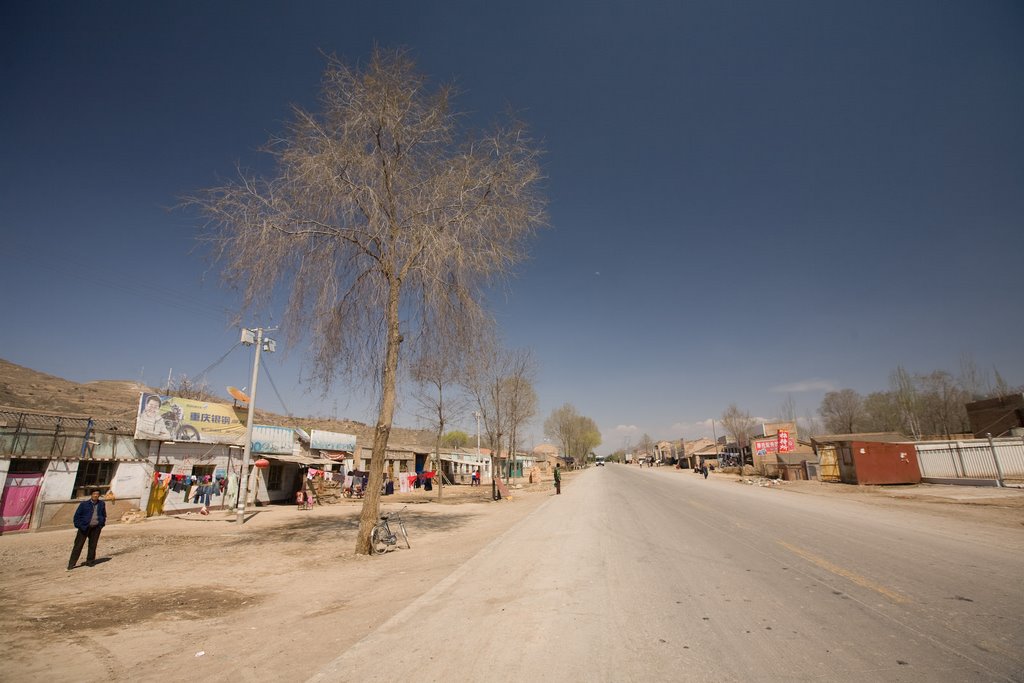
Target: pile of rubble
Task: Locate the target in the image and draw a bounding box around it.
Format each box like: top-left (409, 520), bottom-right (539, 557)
top-left (742, 477), bottom-right (786, 487)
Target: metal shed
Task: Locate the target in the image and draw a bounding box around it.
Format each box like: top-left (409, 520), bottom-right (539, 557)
top-left (811, 433), bottom-right (919, 485)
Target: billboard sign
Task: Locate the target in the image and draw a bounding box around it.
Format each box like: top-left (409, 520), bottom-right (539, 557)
top-left (310, 429), bottom-right (357, 452)
top-left (135, 393), bottom-right (247, 444)
top-left (777, 429), bottom-right (792, 453)
top-left (251, 425), bottom-right (295, 455)
top-left (753, 437), bottom-right (778, 456)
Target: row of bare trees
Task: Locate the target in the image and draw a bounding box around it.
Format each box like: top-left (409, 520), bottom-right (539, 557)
top-left (543, 403), bottom-right (602, 465)
top-left (411, 340), bottom-right (540, 486)
top-left (819, 360), bottom-right (1021, 439)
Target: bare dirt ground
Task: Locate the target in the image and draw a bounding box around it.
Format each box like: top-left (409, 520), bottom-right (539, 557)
top-left (2, 471), bottom-right (1022, 682)
top-left (0, 481), bottom-right (553, 683)
top-left (742, 476), bottom-right (1024, 529)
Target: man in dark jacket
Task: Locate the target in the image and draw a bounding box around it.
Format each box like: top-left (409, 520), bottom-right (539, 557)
top-left (68, 489), bottom-right (106, 570)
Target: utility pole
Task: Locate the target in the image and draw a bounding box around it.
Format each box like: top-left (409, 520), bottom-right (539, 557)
top-left (237, 326), bottom-right (276, 525)
top-left (473, 411), bottom-right (486, 498)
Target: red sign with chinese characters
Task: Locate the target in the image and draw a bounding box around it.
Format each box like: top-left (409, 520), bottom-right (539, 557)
top-left (777, 429), bottom-right (792, 453)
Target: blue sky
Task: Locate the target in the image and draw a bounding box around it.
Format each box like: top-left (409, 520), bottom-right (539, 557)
top-left (3, 1), bottom-right (1022, 452)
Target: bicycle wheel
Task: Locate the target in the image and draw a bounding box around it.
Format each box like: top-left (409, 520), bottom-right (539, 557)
top-left (370, 523), bottom-right (390, 555)
top-left (176, 425), bottom-right (201, 441)
top-left (398, 519), bottom-right (411, 549)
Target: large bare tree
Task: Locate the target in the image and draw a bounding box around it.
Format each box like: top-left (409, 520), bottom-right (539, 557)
top-left (192, 48), bottom-right (546, 553)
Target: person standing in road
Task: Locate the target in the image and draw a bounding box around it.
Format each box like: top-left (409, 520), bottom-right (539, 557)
top-left (553, 463), bottom-right (561, 495)
top-left (68, 489), bottom-right (106, 570)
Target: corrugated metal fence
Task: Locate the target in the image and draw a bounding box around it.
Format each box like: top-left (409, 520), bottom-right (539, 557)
top-left (915, 438), bottom-right (1024, 482)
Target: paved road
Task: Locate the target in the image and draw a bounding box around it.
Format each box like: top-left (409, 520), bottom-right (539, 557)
top-left (311, 465), bottom-right (1024, 682)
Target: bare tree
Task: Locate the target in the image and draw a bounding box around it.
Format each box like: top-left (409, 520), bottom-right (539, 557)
top-left (409, 347), bottom-right (468, 499)
top-left (638, 433), bottom-right (655, 460)
top-left (993, 368), bottom-right (1014, 398)
top-left (165, 374), bottom-right (215, 401)
top-left (720, 404), bottom-right (756, 468)
top-left (862, 391), bottom-right (903, 432)
top-left (500, 349), bottom-right (538, 479)
top-left (543, 403), bottom-right (601, 467)
top-left (191, 49), bottom-right (546, 553)
top-left (778, 394), bottom-right (797, 424)
top-left (462, 338), bottom-right (509, 483)
top-left (917, 370), bottom-right (970, 438)
top-left (958, 352), bottom-right (991, 400)
top-left (890, 366), bottom-right (922, 439)
top-left (819, 389), bottom-right (864, 434)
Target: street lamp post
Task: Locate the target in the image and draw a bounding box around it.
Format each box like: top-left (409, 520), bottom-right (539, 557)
top-left (236, 326), bottom-right (275, 525)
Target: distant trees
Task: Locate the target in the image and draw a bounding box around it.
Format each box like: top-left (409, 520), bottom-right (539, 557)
top-left (638, 433), bottom-right (655, 459)
top-left (544, 403), bottom-right (601, 466)
top-left (441, 430), bottom-right (470, 448)
top-left (815, 362), bottom-right (1016, 438)
top-left (192, 48), bottom-right (545, 554)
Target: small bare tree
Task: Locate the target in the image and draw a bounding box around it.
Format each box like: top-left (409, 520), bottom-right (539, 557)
top-left (720, 404), bottom-right (756, 468)
top-left (778, 394), bottom-right (798, 424)
top-left (462, 337), bottom-right (511, 490)
top-left (166, 374), bottom-right (215, 401)
top-left (409, 347), bottom-right (468, 499)
top-left (890, 366), bottom-right (922, 439)
top-left (192, 48), bottom-right (546, 553)
top-left (500, 348), bottom-right (537, 479)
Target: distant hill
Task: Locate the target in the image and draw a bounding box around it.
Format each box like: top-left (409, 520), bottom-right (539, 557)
top-left (0, 358), bottom-right (434, 447)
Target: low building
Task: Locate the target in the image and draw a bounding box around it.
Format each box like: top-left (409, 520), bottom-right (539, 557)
top-left (1, 407), bottom-right (149, 532)
top-left (965, 394), bottom-right (1024, 438)
top-left (811, 433), bottom-right (920, 485)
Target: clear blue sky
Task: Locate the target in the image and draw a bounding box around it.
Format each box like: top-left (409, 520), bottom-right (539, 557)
top-left (3, 1), bottom-right (1022, 452)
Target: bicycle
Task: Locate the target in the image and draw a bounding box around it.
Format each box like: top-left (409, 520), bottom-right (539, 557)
top-left (160, 404), bottom-right (201, 441)
top-left (371, 506), bottom-right (411, 555)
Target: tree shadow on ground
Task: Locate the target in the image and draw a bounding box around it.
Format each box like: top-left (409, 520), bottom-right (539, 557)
top-left (225, 509), bottom-right (479, 546)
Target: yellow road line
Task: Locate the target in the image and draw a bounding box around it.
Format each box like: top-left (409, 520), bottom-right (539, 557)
top-left (778, 541), bottom-right (910, 604)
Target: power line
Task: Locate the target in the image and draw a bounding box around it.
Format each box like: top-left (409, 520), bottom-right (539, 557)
top-left (191, 342), bottom-right (244, 381)
top-left (260, 361), bottom-right (292, 418)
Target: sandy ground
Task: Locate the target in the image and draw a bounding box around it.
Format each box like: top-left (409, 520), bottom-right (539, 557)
top-left (1, 471), bottom-right (1021, 682)
top-left (0, 481), bottom-right (552, 683)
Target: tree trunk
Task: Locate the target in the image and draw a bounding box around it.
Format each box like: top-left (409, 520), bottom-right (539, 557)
top-left (355, 278), bottom-right (402, 555)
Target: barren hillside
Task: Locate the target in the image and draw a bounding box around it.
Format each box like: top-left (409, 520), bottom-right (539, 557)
top-left (0, 358), bottom-right (433, 446)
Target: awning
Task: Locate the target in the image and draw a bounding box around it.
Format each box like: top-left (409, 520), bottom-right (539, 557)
top-left (266, 453), bottom-right (331, 466)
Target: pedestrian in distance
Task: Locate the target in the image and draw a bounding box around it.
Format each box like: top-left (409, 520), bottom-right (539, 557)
top-left (701, 464), bottom-right (709, 479)
top-left (68, 488), bottom-right (106, 570)
top-left (554, 463), bottom-right (561, 495)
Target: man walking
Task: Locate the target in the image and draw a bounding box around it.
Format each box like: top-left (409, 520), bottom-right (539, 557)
top-left (554, 463), bottom-right (561, 495)
top-left (68, 488), bottom-right (106, 570)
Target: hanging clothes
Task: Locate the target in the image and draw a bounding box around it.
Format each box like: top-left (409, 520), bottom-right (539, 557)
top-left (223, 471), bottom-right (238, 510)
